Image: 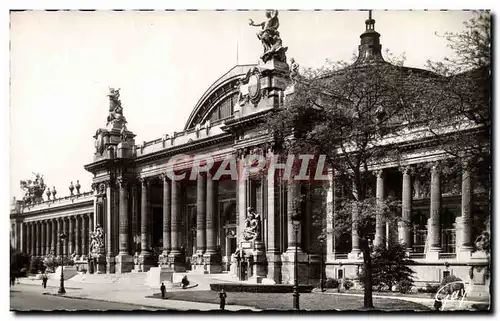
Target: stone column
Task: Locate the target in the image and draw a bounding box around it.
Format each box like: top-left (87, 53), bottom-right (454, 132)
top-left (374, 170), bottom-right (386, 248)
top-left (428, 163), bottom-right (442, 258)
top-left (168, 179), bottom-right (185, 272)
top-left (195, 173), bottom-right (207, 269)
top-left (89, 213), bottom-right (94, 234)
top-left (401, 166), bottom-right (412, 250)
top-left (46, 221), bottom-right (51, 255)
top-left (62, 218), bottom-right (68, 256)
top-left (326, 169), bottom-right (335, 258)
top-left (204, 171), bottom-right (221, 273)
top-left (69, 217), bottom-right (74, 256)
top-left (26, 223), bottom-right (31, 255)
top-left (36, 221), bottom-right (41, 256)
top-left (349, 182), bottom-right (361, 258)
top-left (266, 166), bottom-right (282, 283)
top-left (460, 161), bottom-right (473, 257)
top-left (137, 178), bottom-right (153, 271)
top-left (116, 178), bottom-right (133, 273)
top-left (75, 216), bottom-right (81, 260)
top-left (238, 155), bottom-right (247, 240)
top-left (40, 221), bottom-right (46, 256)
top-left (21, 223), bottom-right (26, 253)
top-left (131, 183), bottom-right (139, 255)
top-left (56, 219), bottom-right (61, 257)
top-left (159, 174), bottom-right (171, 267)
top-left (96, 199), bottom-right (103, 228)
top-left (82, 215), bottom-right (89, 260)
top-left (286, 182), bottom-right (302, 252)
top-left (105, 181), bottom-right (116, 273)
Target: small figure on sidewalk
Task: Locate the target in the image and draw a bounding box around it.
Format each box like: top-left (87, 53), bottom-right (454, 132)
top-left (10, 276), bottom-right (15, 287)
top-left (181, 275), bottom-right (190, 289)
top-left (42, 274), bottom-right (48, 289)
top-left (160, 282), bottom-right (166, 299)
top-left (219, 289), bottom-right (227, 311)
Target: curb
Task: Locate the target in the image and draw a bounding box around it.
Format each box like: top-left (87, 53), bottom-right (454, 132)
top-left (43, 292), bottom-right (180, 311)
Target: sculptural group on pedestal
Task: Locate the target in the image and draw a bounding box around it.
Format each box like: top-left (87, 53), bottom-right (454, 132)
top-left (242, 207), bottom-right (261, 242)
top-left (249, 10), bottom-right (288, 63)
top-left (106, 87), bottom-right (126, 126)
top-left (20, 173), bottom-right (47, 204)
top-left (89, 225), bottom-right (104, 257)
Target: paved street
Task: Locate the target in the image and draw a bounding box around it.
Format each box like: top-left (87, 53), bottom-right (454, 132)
top-left (10, 286), bottom-right (166, 311)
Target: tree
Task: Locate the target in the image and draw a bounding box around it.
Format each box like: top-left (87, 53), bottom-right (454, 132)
top-left (267, 55), bottom-right (426, 308)
top-left (10, 246), bottom-right (30, 277)
top-left (423, 12), bottom-right (491, 186)
top-left (424, 12), bottom-right (491, 268)
top-left (360, 243), bottom-right (416, 292)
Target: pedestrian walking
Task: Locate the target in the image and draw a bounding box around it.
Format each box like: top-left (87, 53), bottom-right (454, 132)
top-left (42, 274), bottom-right (48, 289)
top-left (219, 289), bottom-right (227, 311)
top-left (160, 282), bottom-right (166, 299)
top-left (10, 276), bottom-right (15, 287)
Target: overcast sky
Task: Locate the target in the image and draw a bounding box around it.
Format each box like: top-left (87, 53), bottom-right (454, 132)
top-left (10, 10), bottom-right (475, 200)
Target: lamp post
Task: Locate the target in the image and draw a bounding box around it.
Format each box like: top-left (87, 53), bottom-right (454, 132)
top-left (291, 213), bottom-right (302, 310)
top-left (58, 233), bottom-right (67, 294)
top-left (318, 234), bottom-right (326, 292)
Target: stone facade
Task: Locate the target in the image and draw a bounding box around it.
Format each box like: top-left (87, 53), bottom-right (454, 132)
top-left (10, 13), bottom-right (489, 287)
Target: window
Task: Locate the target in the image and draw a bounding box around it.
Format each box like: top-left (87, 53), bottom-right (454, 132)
top-left (443, 270), bottom-right (450, 280)
top-left (338, 269), bottom-right (344, 279)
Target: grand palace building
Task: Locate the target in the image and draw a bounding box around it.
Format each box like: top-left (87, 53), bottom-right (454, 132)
top-left (10, 13), bottom-right (490, 287)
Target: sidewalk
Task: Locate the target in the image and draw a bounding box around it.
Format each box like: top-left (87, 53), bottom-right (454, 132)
top-left (317, 291), bottom-right (490, 311)
top-left (15, 278), bottom-right (260, 311)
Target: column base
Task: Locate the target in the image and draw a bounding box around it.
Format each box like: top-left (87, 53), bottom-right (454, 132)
top-left (252, 242), bottom-right (267, 280)
top-left (266, 252), bottom-right (282, 284)
top-left (348, 250), bottom-right (362, 260)
top-left (457, 247), bottom-right (474, 261)
top-left (106, 256), bottom-right (116, 274)
top-left (203, 251), bottom-right (222, 274)
top-left (96, 254), bottom-right (107, 274)
top-left (281, 250), bottom-right (308, 285)
top-left (138, 252), bottom-right (155, 272)
top-left (426, 248), bottom-right (442, 260)
top-left (115, 253), bottom-right (134, 273)
top-left (168, 251), bottom-right (186, 272)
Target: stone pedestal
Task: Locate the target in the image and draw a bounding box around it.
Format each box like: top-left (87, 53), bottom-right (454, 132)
top-left (281, 250), bottom-right (308, 285)
top-left (96, 254), bottom-right (106, 274)
top-left (265, 252), bottom-right (282, 284)
top-left (191, 253), bottom-right (206, 274)
top-left (168, 252), bottom-right (186, 272)
top-left (248, 241), bottom-right (267, 284)
top-left (348, 250), bottom-right (362, 260)
top-left (138, 252), bottom-right (155, 272)
top-left (115, 254), bottom-right (134, 273)
top-left (106, 256), bottom-right (116, 274)
top-left (203, 252), bottom-right (222, 274)
top-left (146, 267), bottom-right (174, 288)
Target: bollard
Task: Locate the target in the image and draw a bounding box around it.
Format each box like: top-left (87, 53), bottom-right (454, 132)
top-left (219, 289), bottom-right (227, 311)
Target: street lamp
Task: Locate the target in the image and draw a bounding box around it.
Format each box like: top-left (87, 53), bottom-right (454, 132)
top-left (58, 233), bottom-right (67, 294)
top-left (291, 213), bottom-right (302, 310)
top-left (317, 234), bottom-right (327, 292)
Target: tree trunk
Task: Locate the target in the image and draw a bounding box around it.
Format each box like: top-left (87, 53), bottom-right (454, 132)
top-left (361, 237), bottom-right (374, 309)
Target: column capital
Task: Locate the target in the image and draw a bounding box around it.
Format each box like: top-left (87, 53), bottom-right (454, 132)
top-left (139, 177), bottom-right (150, 187)
top-left (373, 169), bottom-right (384, 178)
top-left (430, 161), bottom-right (440, 173)
top-left (399, 165), bottom-right (412, 175)
top-left (117, 177), bottom-right (128, 189)
top-left (159, 172), bottom-right (170, 183)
